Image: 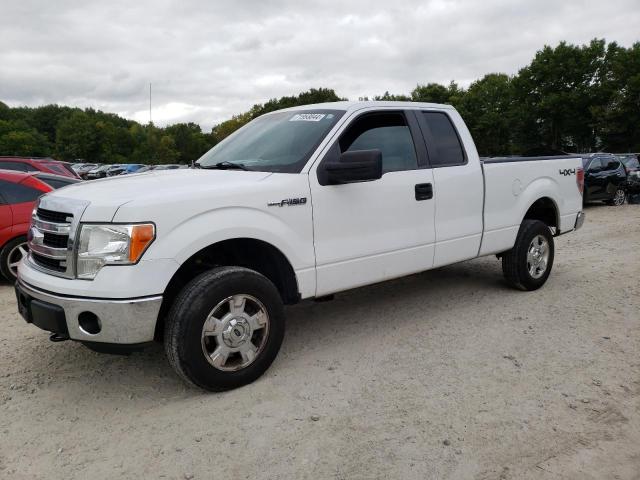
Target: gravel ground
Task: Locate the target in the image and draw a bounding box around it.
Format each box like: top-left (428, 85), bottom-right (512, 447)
top-left (1, 204), bottom-right (639, 480)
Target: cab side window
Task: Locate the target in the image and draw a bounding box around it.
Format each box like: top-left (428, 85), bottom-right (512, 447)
top-left (339, 112), bottom-right (418, 173)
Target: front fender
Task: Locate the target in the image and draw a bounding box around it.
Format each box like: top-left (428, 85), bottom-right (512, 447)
top-left (150, 206), bottom-right (314, 269)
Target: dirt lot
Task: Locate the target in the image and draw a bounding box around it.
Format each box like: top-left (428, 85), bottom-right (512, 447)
top-left (1, 204), bottom-right (639, 480)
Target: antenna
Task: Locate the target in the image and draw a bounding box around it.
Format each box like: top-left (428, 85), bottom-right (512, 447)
top-left (149, 82), bottom-right (152, 124)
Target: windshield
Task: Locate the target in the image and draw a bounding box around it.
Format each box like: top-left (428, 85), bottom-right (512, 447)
top-left (197, 109), bottom-right (345, 173)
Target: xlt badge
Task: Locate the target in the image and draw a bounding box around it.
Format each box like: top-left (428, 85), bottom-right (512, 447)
top-left (268, 197), bottom-right (307, 207)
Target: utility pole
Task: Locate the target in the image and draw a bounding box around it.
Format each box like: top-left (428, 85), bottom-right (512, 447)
top-left (149, 82), bottom-right (152, 124)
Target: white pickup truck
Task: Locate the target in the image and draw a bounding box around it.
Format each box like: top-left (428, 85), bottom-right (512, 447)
top-left (15, 101), bottom-right (585, 391)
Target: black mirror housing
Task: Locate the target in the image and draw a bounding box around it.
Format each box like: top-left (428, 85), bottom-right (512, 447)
top-left (323, 149), bottom-right (383, 185)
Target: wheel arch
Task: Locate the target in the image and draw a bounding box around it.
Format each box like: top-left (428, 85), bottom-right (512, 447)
top-left (522, 196), bottom-right (559, 233)
top-left (156, 237), bottom-right (300, 341)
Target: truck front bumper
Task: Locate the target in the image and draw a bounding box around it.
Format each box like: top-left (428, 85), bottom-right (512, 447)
top-left (15, 280), bottom-right (162, 345)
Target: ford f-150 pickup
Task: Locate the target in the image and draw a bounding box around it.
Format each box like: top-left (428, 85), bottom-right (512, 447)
top-left (14, 101), bottom-right (586, 391)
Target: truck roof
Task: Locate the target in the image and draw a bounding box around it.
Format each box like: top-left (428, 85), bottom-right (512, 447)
top-left (278, 101), bottom-right (455, 113)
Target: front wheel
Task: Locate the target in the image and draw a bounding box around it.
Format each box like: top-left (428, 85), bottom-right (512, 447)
top-left (502, 220), bottom-right (554, 291)
top-left (164, 266), bottom-right (285, 391)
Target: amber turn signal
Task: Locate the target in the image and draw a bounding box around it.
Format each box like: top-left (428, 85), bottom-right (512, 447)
top-left (129, 224), bottom-right (155, 262)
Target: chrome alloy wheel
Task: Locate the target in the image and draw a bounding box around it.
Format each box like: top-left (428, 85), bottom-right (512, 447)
top-left (527, 235), bottom-right (550, 279)
top-left (613, 189), bottom-right (626, 206)
top-left (201, 294), bottom-right (269, 372)
top-left (7, 242), bottom-right (28, 279)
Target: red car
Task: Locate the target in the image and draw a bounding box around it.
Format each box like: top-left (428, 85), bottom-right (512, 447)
top-left (0, 156), bottom-right (80, 179)
top-left (0, 170), bottom-right (79, 281)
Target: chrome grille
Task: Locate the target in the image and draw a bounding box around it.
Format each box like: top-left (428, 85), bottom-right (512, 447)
top-left (27, 197), bottom-right (88, 278)
top-left (36, 208), bottom-right (72, 223)
top-left (29, 210), bottom-right (72, 275)
top-left (31, 252), bottom-right (67, 272)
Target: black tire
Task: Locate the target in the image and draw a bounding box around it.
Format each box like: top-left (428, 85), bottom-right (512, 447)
top-left (0, 236), bottom-right (28, 282)
top-left (501, 220), bottom-right (554, 291)
top-left (164, 266), bottom-right (285, 391)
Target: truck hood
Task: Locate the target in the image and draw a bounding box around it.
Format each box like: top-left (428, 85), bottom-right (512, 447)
top-left (46, 169), bottom-right (273, 221)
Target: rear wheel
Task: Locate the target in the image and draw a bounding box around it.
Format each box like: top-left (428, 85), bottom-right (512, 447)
top-left (164, 266), bottom-right (285, 391)
top-left (608, 188), bottom-right (626, 206)
top-left (502, 220), bottom-right (554, 291)
top-left (0, 236), bottom-right (29, 282)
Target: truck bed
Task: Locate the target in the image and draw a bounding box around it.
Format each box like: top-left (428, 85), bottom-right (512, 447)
top-left (479, 155), bottom-right (584, 256)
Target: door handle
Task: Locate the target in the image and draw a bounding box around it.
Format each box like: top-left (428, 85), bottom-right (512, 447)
top-left (415, 183), bottom-right (433, 201)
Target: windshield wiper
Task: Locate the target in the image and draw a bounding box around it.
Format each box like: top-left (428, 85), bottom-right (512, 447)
top-left (199, 161), bottom-right (251, 171)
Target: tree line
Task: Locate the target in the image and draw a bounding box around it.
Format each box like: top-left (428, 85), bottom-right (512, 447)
top-left (0, 39), bottom-right (638, 163)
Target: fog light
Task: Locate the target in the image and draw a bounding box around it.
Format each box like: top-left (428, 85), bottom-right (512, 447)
top-left (78, 311), bottom-right (101, 335)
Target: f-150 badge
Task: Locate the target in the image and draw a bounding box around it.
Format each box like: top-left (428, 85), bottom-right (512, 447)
top-left (268, 197), bottom-right (307, 207)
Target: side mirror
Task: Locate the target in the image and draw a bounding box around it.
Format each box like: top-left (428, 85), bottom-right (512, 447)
top-left (323, 149), bottom-right (383, 185)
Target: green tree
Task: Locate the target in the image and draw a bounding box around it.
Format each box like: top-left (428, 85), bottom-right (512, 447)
top-left (411, 81), bottom-right (463, 105)
top-left (458, 74), bottom-right (514, 155)
top-left (596, 42), bottom-right (640, 151)
top-left (55, 110), bottom-right (100, 160)
top-left (164, 122), bottom-right (215, 163)
top-left (512, 39), bottom-right (607, 152)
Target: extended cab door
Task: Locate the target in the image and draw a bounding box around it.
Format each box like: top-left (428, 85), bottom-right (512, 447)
top-left (309, 109), bottom-right (436, 296)
top-left (415, 110), bottom-right (484, 267)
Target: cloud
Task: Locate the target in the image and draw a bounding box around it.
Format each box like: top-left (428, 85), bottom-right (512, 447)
top-left (1, 0), bottom-right (638, 130)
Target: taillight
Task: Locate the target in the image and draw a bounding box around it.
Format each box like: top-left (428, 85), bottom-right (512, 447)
top-left (21, 175), bottom-right (52, 193)
top-left (576, 167), bottom-right (584, 195)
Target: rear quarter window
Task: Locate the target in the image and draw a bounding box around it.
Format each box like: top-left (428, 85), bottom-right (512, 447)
top-left (420, 112), bottom-right (466, 167)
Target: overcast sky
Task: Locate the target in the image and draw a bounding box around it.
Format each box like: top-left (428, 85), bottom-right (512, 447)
top-left (1, 0), bottom-right (638, 130)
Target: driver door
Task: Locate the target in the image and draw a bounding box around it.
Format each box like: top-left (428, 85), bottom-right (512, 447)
top-left (309, 110), bottom-right (436, 296)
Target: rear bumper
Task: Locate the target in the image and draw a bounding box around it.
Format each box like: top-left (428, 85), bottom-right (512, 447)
top-left (15, 280), bottom-right (162, 344)
top-left (574, 211), bottom-right (586, 231)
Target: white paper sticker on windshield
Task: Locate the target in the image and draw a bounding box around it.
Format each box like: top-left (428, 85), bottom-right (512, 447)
top-left (290, 113), bottom-right (326, 122)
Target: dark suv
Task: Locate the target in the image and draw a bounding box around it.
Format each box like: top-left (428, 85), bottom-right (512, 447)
top-left (581, 154), bottom-right (627, 206)
top-left (617, 154), bottom-right (640, 195)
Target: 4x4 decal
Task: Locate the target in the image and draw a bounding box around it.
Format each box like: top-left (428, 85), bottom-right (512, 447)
top-left (559, 168), bottom-right (576, 176)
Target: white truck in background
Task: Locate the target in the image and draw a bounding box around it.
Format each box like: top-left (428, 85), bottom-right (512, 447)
top-left (15, 101), bottom-right (585, 391)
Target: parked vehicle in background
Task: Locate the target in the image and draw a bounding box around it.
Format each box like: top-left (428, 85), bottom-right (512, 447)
top-left (581, 153), bottom-right (627, 205)
top-left (0, 157), bottom-right (80, 179)
top-left (107, 164), bottom-right (145, 176)
top-left (134, 165), bottom-right (156, 173)
top-left (104, 165), bottom-right (125, 177)
top-left (74, 163), bottom-right (99, 179)
top-left (14, 101), bottom-right (585, 391)
top-left (617, 154), bottom-right (640, 195)
top-left (33, 172), bottom-right (81, 190)
top-left (153, 164), bottom-right (188, 170)
top-left (85, 165), bottom-right (112, 179)
top-left (0, 170), bottom-right (54, 281)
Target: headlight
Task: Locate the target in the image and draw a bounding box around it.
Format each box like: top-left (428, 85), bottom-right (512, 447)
top-left (76, 224), bottom-right (155, 279)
